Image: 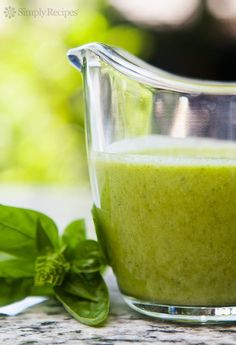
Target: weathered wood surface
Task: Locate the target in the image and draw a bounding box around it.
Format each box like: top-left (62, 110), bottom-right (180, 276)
top-left (1, 186), bottom-right (236, 345)
top-left (1, 273), bottom-right (236, 345)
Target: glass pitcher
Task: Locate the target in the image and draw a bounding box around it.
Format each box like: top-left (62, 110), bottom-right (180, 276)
top-left (68, 42), bottom-right (236, 323)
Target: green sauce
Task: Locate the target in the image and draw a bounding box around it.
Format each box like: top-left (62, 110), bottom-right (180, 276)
top-left (94, 137), bottom-right (236, 306)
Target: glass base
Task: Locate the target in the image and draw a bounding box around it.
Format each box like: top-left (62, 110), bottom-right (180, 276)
top-left (123, 294), bottom-right (236, 324)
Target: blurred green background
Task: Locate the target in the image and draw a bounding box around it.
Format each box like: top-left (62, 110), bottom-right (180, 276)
top-left (0, 0), bottom-right (235, 185)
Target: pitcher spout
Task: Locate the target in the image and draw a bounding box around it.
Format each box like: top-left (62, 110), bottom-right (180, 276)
top-left (67, 43), bottom-right (107, 72)
top-left (67, 53), bottom-right (82, 71)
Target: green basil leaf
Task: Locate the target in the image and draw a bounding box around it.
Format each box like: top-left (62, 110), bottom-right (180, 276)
top-left (54, 272), bottom-right (109, 326)
top-left (0, 277), bottom-right (33, 306)
top-left (36, 220), bottom-right (57, 255)
top-left (0, 277), bottom-right (54, 307)
top-left (35, 252), bottom-right (70, 287)
top-left (0, 205), bottom-right (58, 259)
top-left (0, 253), bottom-right (34, 278)
top-left (71, 240), bottom-right (105, 273)
top-left (60, 273), bottom-right (99, 302)
top-left (62, 219), bottom-right (86, 258)
top-left (31, 284), bottom-right (54, 297)
top-left (91, 205), bottom-right (110, 264)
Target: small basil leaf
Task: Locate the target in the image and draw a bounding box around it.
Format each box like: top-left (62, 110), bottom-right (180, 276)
top-left (31, 284), bottom-right (54, 297)
top-left (71, 240), bottom-right (105, 274)
top-left (54, 272), bottom-right (109, 326)
top-left (0, 205), bottom-right (58, 259)
top-left (0, 277), bottom-right (33, 306)
top-left (0, 253), bottom-right (34, 278)
top-left (62, 219), bottom-right (86, 257)
top-left (61, 273), bottom-right (99, 302)
top-left (36, 220), bottom-right (57, 255)
top-left (35, 252), bottom-right (70, 287)
top-left (92, 205), bottom-right (110, 264)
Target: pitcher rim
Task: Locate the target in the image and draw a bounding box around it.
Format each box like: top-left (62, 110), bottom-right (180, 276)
top-left (67, 42), bottom-right (236, 95)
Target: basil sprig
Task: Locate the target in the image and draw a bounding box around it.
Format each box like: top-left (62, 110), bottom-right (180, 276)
top-left (0, 205), bottom-right (109, 326)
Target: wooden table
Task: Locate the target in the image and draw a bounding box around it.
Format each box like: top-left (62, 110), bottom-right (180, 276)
top-left (0, 186), bottom-right (236, 345)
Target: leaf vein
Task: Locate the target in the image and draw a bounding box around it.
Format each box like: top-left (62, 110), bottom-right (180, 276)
top-left (0, 221), bottom-right (34, 240)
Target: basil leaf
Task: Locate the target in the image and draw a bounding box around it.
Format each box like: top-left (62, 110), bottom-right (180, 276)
top-left (0, 205), bottom-right (111, 326)
top-left (0, 253), bottom-right (34, 278)
top-left (71, 240), bottom-right (105, 274)
top-left (35, 252), bottom-right (70, 287)
top-left (92, 205), bottom-right (110, 264)
top-left (0, 277), bottom-right (33, 306)
top-left (54, 272), bottom-right (109, 326)
top-left (60, 273), bottom-right (99, 302)
top-left (0, 205), bottom-right (58, 259)
top-left (31, 284), bottom-right (54, 297)
top-left (36, 220), bottom-right (58, 255)
top-left (0, 278), bottom-right (53, 307)
top-left (62, 219), bottom-right (86, 257)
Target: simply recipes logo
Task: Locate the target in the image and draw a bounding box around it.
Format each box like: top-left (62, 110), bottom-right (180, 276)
top-left (4, 5), bottom-right (79, 19)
